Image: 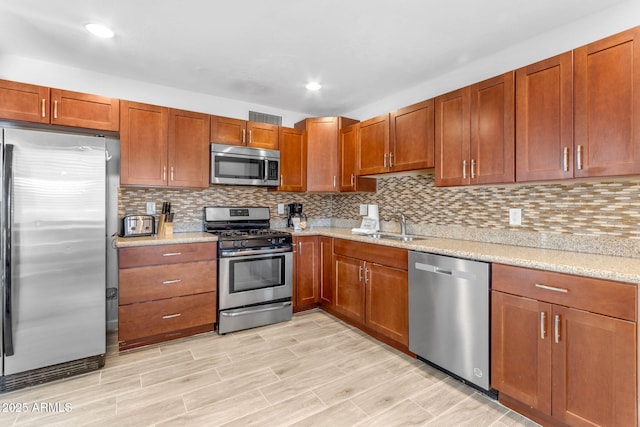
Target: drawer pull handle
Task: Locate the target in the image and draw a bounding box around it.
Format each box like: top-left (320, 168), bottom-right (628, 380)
top-left (554, 314), bottom-right (561, 344)
top-left (162, 279), bottom-right (182, 285)
top-left (162, 252), bottom-right (182, 257)
top-left (162, 313), bottom-right (181, 320)
top-left (540, 311), bottom-right (547, 339)
top-left (535, 283), bottom-right (568, 293)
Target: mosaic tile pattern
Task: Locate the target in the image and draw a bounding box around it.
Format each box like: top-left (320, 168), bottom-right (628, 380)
top-left (333, 175), bottom-right (640, 240)
top-left (119, 186), bottom-right (332, 231)
top-left (119, 175), bottom-right (640, 242)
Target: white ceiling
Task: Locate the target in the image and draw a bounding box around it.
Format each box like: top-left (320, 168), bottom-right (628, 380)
top-left (0, 0), bottom-right (630, 116)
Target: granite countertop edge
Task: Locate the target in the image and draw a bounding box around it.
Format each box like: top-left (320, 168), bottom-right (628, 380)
top-left (114, 232), bottom-right (217, 248)
top-left (285, 227), bottom-right (640, 285)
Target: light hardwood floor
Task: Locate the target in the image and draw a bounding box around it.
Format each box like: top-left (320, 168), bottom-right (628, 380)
top-left (0, 310), bottom-right (539, 426)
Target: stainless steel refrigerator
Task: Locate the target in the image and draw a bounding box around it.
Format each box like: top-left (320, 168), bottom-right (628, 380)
top-left (1, 127), bottom-right (106, 393)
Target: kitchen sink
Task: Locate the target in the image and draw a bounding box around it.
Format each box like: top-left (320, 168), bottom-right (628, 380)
top-left (366, 233), bottom-right (418, 242)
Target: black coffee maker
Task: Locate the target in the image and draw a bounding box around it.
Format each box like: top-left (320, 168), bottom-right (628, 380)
top-left (287, 203), bottom-right (306, 228)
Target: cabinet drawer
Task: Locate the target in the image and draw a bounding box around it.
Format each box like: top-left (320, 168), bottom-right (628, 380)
top-left (334, 239), bottom-right (407, 270)
top-left (492, 264), bottom-right (636, 321)
top-left (119, 260), bottom-right (216, 304)
top-left (119, 242), bottom-right (216, 268)
top-left (118, 292), bottom-right (216, 342)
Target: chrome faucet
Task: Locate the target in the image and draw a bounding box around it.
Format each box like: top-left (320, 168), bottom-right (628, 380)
top-left (387, 213), bottom-right (407, 235)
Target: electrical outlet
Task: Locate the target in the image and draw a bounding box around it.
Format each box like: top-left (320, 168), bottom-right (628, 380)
top-left (359, 204), bottom-right (368, 216)
top-left (146, 202), bottom-right (156, 214)
top-left (509, 208), bottom-right (522, 226)
top-left (277, 203), bottom-right (285, 215)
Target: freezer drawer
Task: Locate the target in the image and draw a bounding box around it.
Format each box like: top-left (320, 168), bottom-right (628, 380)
top-left (408, 251), bottom-right (491, 392)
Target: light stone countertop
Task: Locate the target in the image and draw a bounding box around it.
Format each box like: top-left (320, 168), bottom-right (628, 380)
top-left (115, 232), bottom-right (217, 248)
top-left (286, 227), bottom-right (640, 285)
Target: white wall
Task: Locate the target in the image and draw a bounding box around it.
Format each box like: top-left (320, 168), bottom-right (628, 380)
top-left (2, 0), bottom-right (639, 124)
top-left (0, 53), bottom-right (309, 127)
top-left (344, 0), bottom-right (640, 120)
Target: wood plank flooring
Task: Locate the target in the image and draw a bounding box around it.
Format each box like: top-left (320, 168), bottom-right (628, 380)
top-left (0, 310), bottom-right (539, 426)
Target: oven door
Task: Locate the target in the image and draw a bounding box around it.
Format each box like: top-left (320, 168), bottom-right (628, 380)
top-left (218, 251), bottom-right (293, 310)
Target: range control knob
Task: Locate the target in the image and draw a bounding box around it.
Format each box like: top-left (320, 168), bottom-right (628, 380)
top-left (241, 240), bottom-right (248, 247)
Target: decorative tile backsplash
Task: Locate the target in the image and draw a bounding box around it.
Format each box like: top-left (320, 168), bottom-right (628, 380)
top-left (119, 174), bottom-right (640, 257)
top-left (334, 174), bottom-right (640, 240)
top-left (119, 186), bottom-right (333, 231)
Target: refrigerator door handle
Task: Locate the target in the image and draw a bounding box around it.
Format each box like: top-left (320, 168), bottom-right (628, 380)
top-left (3, 144), bottom-right (14, 356)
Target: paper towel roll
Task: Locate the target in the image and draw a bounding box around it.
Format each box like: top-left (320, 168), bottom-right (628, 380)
top-left (367, 204), bottom-right (379, 220)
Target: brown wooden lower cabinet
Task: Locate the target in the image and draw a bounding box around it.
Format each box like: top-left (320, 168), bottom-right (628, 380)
top-left (293, 236), bottom-right (320, 310)
top-left (332, 239), bottom-right (409, 347)
top-left (491, 263), bottom-right (637, 427)
top-left (118, 242), bottom-right (217, 350)
top-left (319, 236), bottom-right (334, 306)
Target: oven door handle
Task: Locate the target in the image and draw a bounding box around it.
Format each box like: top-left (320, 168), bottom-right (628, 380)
top-left (220, 247), bottom-right (292, 257)
top-left (220, 301), bottom-right (292, 317)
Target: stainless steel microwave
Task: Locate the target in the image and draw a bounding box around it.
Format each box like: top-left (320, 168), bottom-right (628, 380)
top-left (210, 144), bottom-right (280, 187)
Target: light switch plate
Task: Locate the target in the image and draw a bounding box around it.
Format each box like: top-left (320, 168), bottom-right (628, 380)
top-left (277, 203), bottom-right (285, 215)
top-left (146, 202), bottom-right (156, 215)
top-left (509, 208), bottom-right (522, 226)
top-left (359, 204), bottom-right (368, 216)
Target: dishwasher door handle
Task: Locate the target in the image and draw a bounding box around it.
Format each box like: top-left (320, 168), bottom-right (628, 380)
top-left (415, 262), bottom-right (453, 276)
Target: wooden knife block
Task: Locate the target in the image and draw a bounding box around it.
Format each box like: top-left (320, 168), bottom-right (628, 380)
top-left (157, 214), bottom-right (173, 237)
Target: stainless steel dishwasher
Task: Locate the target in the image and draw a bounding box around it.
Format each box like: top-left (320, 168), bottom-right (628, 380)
top-left (408, 251), bottom-right (494, 395)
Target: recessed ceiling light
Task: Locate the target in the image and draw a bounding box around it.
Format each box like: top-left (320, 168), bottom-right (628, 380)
top-left (305, 82), bottom-right (322, 91)
top-left (85, 23), bottom-right (114, 38)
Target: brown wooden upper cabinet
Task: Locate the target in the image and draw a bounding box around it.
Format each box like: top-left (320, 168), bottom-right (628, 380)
top-left (574, 26), bottom-right (640, 178)
top-left (210, 115), bottom-right (279, 150)
top-left (357, 113), bottom-right (390, 175)
top-left (0, 79), bottom-right (119, 131)
top-left (277, 126), bottom-right (307, 192)
top-left (356, 100), bottom-right (435, 176)
top-left (435, 72), bottom-right (515, 186)
top-left (515, 52), bottom-right (574, 182)
top-left (339, 123), bottom-right (376, 192)
top-left (120, 101), bottom-right (210, 188)
top-left (295, 116), bottom-right (359, 192)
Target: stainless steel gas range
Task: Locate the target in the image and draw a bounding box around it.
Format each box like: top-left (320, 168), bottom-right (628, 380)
top-left (204, 206), bottom-right (293, 334)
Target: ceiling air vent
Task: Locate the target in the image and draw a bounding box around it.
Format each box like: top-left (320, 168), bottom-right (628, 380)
top-left (249, 111), bottom-right (282, 126)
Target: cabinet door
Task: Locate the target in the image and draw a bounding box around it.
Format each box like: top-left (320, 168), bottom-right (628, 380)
top-left (0, 79), bottom-right (50, 124)
top-left (365, 262), bottom-right (408, 345)
top-left (294, 236), bottom-right (319, 308)
top-left (574, 27), bottom-right (640, 177)
top-left (120, 101), bottom-right (169, 186)
top-left (470, 72), bottom-right (515, 185)
top-left (491, 291), bottom-right (552, 415)
top-left (210, 115), bottom-right (246, 146)
top-left (552, 306), bottom-right (637, 427)
top-left (390, 99), bottom-right (435, 172)
top-left (319, 236), bottom-right (334, 307)
top-left (435, 87), bottom-right (470, 186)
top-left (278, 127), bottom-right (306, 192)
top-left (167, 109), bottom-right (210, 188)
top-left (247, 121), bottom-right (279, 150)
top-left (50, 89), bottom-right (119, 131)
top-left (333, 255), bottom-right (364, 323)
top-left (516, 52), bottom-right (573, 182)
top-left (358, 114), bottom-right (389, 175)
top-left (339, 123), bottom-right (358, 191)
top-left (305, 117), bottom-right (339, 191)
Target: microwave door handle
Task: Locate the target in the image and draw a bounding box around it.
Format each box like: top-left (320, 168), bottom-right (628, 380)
top-left (263, 159), bottom-right (268, 182)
